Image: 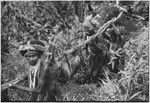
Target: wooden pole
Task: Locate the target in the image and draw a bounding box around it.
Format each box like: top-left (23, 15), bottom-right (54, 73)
top-left (1, 73), bottom-right (27, 91)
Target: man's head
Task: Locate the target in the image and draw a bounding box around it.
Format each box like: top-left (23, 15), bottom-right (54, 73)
top-left (19, 40), bottom-right (46, 66)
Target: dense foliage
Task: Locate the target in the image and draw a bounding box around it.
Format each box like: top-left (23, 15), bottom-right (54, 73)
top-left (1, 1), bottom-right (149, 101)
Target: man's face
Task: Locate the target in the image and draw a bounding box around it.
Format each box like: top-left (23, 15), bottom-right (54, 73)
top-left (25, 50), bottom-right (40, 66)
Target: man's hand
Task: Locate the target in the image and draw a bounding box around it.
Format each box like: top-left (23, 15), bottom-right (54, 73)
top-left (13, 85), bottom-right (34, 92)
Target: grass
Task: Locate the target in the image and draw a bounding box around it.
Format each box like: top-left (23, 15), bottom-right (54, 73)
top-left (1, 27), bottom-right (149, 101)
top-left (1, 26), bottom-right (149, 102)
top-left (1, 1), bottom-right (149, 102)
top-left (58, 27), bottom-right (149, 101)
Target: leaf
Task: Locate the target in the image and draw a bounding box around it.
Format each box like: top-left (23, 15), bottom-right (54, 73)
top-left (83, 15), bottom-right (93, 28)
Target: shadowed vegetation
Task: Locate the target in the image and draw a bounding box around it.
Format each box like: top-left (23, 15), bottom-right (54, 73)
top-left (1, 1), bottom-right (149, 102)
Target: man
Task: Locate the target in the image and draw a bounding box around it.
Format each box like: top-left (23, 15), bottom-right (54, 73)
top-left (17, 40), bottom-right (70, 101)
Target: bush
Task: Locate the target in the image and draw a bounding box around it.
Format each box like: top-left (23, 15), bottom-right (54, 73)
top-left (1, 1), bottom-right (149, 102)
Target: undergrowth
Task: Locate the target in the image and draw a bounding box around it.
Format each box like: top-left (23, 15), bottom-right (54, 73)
top-left (1, 1), bottom-right (149, 102)
top-left (61, 27), bottom-right (149, 101)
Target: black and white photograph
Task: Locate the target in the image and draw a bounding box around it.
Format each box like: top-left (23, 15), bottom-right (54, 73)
top-left (1, 0), bottom-right (149, 102)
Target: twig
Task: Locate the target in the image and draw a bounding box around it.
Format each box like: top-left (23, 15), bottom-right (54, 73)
top-left (114, 4), bottom-right (145, 20)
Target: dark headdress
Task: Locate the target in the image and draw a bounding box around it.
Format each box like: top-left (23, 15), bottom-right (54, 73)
top-left (19, 40), bottom-right (46, 56)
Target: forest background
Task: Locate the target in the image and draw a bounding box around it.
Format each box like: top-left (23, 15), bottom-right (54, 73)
top-left (1, 1), bottom-right (149, 101)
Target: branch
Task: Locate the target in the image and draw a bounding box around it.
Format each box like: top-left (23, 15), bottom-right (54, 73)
top-left (64, 12), bottom-right (124, 55)
top-left (1, 73), bottom-right (27, 91)
top-left (114, 4), bottom-right (145, 20)
top-left (54, 12), bottom-right (124, 61)
top-left (114, 4), bottom-right (128, 12)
